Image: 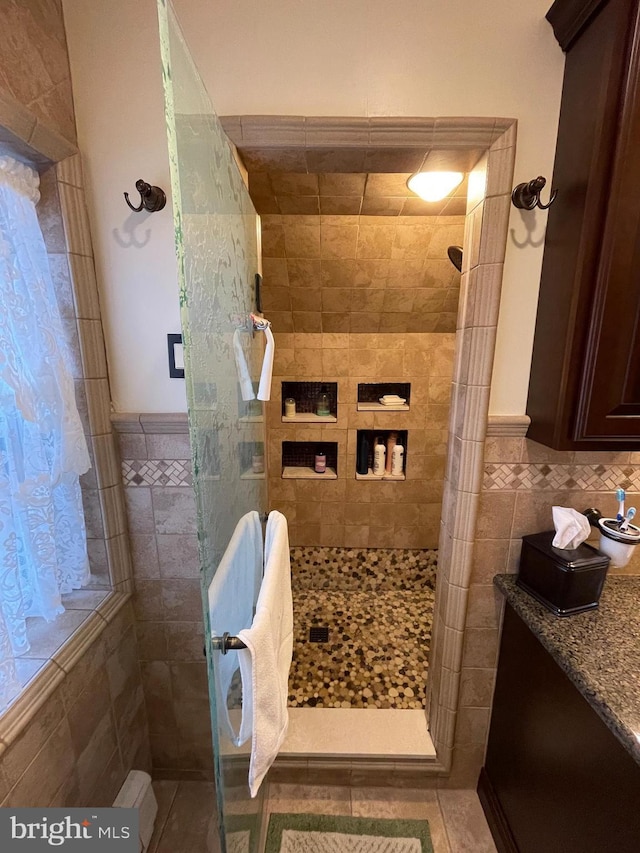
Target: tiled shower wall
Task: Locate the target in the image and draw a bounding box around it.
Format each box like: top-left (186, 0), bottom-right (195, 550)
top-left (267, 332), bottom-right (455, 548)
top-left (261, 208), bottom-right (463, 548)
top-left (448, 432), bottom-right (640, 787)
top-left (114, 416), bottom-right (213, 780)
top-left (261, 213), bottom-right (464, 335)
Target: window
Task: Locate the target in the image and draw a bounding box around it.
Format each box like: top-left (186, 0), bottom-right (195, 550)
top-left (0, 155), bottom-right (91, 710)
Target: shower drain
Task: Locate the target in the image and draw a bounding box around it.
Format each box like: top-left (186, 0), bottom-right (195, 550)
top-left (309, 626), bottom-right (329, 643)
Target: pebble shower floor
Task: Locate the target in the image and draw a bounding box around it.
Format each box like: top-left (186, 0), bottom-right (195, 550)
top-left (287, 547), bottom-right (437, 710)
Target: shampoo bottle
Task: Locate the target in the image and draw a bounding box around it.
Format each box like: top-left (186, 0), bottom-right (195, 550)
top-left (385, 431), bottom-right (398, 474)
top-left (373, 437), bottom-right (386, 476)
top-left (314, 448), bottom-right (326, 474)
top-left (391, 443), bottom-right (404, 476)
top-left (356, 433), bottom-right (370, 475)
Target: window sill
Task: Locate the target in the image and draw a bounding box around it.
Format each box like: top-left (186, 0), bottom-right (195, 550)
top-left (0, 587), bottom-right (132, 753)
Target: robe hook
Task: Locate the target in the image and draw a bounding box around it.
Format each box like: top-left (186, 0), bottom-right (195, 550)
top-left (124, 179), bottom-right (167, 213)
top-left (511, 176), bottom-right (557, 211)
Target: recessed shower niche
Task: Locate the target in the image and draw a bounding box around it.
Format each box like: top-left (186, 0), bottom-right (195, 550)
top-left (281, 381), bottom-right (338, 422)
top-left (281, 441), bottom-right (338, 479)
top-left (355, 429), bottom-right (408, 480)
top-left (357, 382), bottom-right (411, 411)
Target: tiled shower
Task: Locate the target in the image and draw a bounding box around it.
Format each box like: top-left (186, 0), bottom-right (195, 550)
top-left (242, 168), bottom-right (466, 716)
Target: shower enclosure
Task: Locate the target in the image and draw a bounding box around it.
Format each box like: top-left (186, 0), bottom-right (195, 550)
top-left (158, 1), bottom-right (268, 849)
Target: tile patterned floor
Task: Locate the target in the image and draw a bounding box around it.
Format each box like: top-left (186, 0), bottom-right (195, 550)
top-left (148, 780), bottom-right (498, 853)
top-left (288, 548), bottom-right (437, 710)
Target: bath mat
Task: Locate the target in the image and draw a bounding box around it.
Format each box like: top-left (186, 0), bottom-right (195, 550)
top-left (265, 813), bottom-right (433, 853)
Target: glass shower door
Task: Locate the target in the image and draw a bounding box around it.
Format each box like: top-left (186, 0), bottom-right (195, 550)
top-left (157, 2), bottom-right (268, 850)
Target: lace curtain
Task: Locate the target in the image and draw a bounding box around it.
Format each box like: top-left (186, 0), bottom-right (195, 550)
top-left (0, 156), bottom-right (91, 711)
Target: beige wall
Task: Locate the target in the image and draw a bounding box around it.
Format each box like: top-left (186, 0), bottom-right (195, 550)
top-left (114, 420), bottom-right (213, 780)
top-left (63, 0), bottom-right (565, 415)
top-left (261, 206), bottom-right (463, 548)
top-left (262, 213), bottom-right (464, 334)
top-left (267, 332), bottom-right (454, 549)
top-left (62, 0), bottom-right (183, 413)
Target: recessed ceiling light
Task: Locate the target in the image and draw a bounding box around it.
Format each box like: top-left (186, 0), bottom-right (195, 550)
top-left (406, 171), bottom-right (464, 202)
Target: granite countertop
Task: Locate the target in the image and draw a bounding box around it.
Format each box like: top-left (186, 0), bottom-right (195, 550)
top-left (494, 574), bottom-right (640, 767)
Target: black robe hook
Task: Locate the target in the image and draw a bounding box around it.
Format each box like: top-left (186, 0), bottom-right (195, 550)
top-left (511, 176), bottom-right (557, 211)
top-left (124, 179), bottom-right (166, 213)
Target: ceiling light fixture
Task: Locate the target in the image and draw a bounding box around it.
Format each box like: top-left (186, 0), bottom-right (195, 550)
top-left (406, 171), bottom-right (464, 202)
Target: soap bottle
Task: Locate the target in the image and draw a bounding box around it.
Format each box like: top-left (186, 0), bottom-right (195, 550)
top-left (391, 443), bottom-right (404, 476)
top-left (356, 432), bottom-right (370, 475)
top-left (252, 443), bottom-right (265, 474)
top-left (385, 432), bottom-right (398, 474)
top-left (316, 387), bottom-right (331, 417)
top-left (314, 447), bottom-right (327, 474)
top-left (373, 436), bottom-right (386, 476)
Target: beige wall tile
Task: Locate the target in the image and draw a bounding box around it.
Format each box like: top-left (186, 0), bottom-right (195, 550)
top-left (59, 183), bottom-right (93, 256)
top-left (165, 623), bottom-right (205, 661)
top-left (157, 534), bottom-right (200, 578)
top-left (133, 579), bottom-right (164, 623)
top-left (160, 579), bottom-right (202, 622)
top-left (471, 539), bottom-right (510, 584)
top-left (85, 378), bottom-right (112, 435)
top-left (466, 584), bottom-right (503, 631)
top-left (1, 690), bottom-right (66, 789)
top-left (77, 318), bottom-right (107, 379)
top-left (152, 488), bottom-right (197, 534)
top-left (68, 253), bottom-right (101, 320)
top-left (476, 491), bottom-right (516, 539)
top-left (130, 533), bottom-right (160, 579)
top-left (75, 708), bottom-right (118, 798)
top-left (5, 717), bottom-right (75, 807)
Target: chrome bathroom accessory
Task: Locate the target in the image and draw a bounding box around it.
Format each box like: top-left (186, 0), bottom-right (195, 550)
top-left (124, 179), bottom-right (167, 212)
top-left (511, 176), bottom-right (557, 210)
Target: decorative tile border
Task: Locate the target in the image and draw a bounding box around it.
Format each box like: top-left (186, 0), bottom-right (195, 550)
top-left (484, 463), bottom-right (640, 492)
top-left (122, 459), bottom-right (192, 487)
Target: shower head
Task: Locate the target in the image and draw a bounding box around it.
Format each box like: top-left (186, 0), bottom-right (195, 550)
top-left (447, 245), bottom-right (463, 272)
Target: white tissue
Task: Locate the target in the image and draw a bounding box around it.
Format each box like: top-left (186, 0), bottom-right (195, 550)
top-left (551, 506), bottom-right (591, 550)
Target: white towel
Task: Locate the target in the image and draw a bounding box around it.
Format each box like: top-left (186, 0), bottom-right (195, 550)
top-left (257, 324), bottom-right (275, 401)
top-left (207, 511), bottom-right (263, 746)
top-left (238, 510), bottom-right (293, 797)
top-left (232, 329), bottom-right (256, 402)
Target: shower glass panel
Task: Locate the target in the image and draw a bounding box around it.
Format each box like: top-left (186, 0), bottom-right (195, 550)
top-left (157, 2), bottom-right (267, 850)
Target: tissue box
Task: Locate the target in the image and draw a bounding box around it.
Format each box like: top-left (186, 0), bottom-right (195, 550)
top-left (516, 531), bottom-right (610, 616)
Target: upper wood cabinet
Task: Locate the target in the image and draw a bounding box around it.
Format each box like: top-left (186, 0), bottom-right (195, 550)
top-left (527, 0), bottom-right (640, 449)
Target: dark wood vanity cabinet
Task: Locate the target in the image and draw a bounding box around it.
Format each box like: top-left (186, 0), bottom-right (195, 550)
top-left (527, 0), bottom-right (640, 448)
top-left (479, 604), bottom-right (640, 853)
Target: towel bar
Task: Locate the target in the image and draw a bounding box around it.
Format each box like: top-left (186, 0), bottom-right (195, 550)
top-left (211, 632), bottom-right (247, 654)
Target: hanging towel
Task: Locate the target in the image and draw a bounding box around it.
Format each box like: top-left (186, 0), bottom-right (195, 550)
top-left (257, 324), bottom-right (274, 401)
top-left (208, 511), bottom-right (263, 746)
top-left (251, 314), bottom-right (275, 401)
top-left (238, 510), bottom-right (293, 797)
top-left (232, 329), bottom-right (255, 402)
